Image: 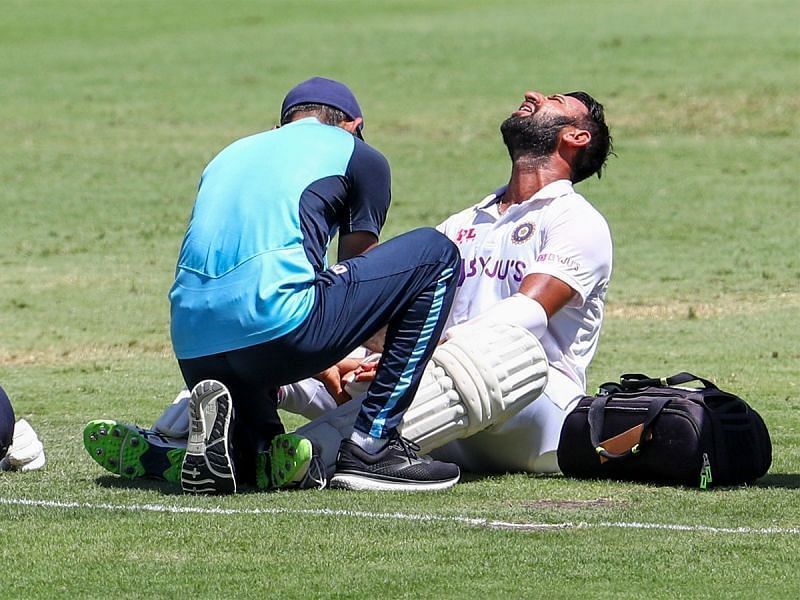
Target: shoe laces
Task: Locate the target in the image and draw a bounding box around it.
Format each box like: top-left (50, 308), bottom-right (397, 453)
top-left (299, 455), bottom-right (327, 490)
top-left (139, 428), bottom-right (175, 445)
top-left (391, 435), bottom-right (421, 462)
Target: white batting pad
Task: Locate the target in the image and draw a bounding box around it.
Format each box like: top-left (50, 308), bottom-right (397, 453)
top-left (402, 323), bottom-right (548, 453)
top-left (295, 323), bottom-right (548, 477)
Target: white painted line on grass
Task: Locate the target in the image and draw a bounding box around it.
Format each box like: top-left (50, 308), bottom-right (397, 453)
top-left (2, 497), bottom-right (799, 536)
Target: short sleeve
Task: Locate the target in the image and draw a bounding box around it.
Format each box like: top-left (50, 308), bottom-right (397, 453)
top-left (341, 141), bottom-right (392, 236)
top-left (529, 200), bottom-right (612, 305)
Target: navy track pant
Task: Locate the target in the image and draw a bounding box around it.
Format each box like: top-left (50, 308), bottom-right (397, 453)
top-left (0, 385), bottom-right (15, 460)
top-left (178, 227), bottom-right (460, 479)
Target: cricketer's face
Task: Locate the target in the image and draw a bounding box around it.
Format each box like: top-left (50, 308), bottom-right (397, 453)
top-left (500, 91), bottom-right (589, 160)
top-left (511, 91), bottom-right (589, 120)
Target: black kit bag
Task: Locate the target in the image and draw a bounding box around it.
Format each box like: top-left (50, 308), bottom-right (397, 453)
top-left (557, 372), bottom-right (772, 488)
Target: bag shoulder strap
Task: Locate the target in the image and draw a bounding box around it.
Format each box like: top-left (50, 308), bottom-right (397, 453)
top-left (618, 372), bottom-right (718, 391)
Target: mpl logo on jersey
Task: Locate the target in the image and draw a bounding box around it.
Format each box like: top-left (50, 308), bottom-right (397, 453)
top-left (455, 228), bottom-right (477, 243)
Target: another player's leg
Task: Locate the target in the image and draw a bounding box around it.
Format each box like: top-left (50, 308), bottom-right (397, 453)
top-left (263, 432), bottom-right (326, 490)
top-left (0, 388), bottom-right (46, 473)
top-left (0, 385), bottom-right (14, 462)
top-left (83, 420), bottom-right (185, 482)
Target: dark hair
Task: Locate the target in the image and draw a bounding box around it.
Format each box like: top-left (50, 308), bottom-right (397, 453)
top-left (564, 91), bottom-right (614, 183)
top-left (280, 103), bottom-right (349, 127)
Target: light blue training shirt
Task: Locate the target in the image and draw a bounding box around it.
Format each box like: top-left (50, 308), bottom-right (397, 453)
top-left (169, 118), bottom-right (391, 359)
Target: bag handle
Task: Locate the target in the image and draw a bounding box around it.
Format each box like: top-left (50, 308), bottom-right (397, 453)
top-left (618, 372), bottom-right (718, 391)
top-left (588, 395), bottom-right (670, 460)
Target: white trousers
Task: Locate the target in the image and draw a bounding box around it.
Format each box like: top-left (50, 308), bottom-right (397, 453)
top-left (429, 368), bottom-right (581, 473)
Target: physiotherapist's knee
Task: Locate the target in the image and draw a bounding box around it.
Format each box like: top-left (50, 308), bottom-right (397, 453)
top-left (405, 227), bottom-right (460, 265)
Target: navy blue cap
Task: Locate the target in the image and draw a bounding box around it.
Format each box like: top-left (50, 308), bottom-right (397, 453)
top-left (281, 77), bottom-right (364, 139)
top-left (0, 385), bottom-right (14, 460)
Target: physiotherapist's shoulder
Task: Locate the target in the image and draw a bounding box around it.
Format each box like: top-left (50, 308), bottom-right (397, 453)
top-left (350, 138), bottom-right (390, 174)
top-left (202, 129), bottom-right (277, 171)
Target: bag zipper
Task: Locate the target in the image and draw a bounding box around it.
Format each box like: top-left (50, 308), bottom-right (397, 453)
top-left (700, 452), bottom-right (713, 489)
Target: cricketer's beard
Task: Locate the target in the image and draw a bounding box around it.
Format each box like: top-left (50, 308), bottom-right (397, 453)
top-left (500, 113), bottom-right (575, 162)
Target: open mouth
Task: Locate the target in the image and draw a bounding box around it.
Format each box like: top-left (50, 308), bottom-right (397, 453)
top-left (512, 101), bottom-right (535, 117)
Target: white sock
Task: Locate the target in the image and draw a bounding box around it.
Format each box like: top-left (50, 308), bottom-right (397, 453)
top-left (349, 429), bottom-right (388, 454)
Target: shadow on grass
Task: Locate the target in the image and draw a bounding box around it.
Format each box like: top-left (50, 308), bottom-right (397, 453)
top-left (94, 475), bottom-right (183, 496)
top-left (457, 472), bottom-right (563, 484)
top-left (91, 472), bottom-right (800, 494)
top-left (93, 475), bottom-right (296, 496)
top-left (752, 473), bottom-right (800, 489)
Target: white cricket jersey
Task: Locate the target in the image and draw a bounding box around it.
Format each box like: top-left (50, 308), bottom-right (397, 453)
top-left (437, 179), bottom-right (612, 396)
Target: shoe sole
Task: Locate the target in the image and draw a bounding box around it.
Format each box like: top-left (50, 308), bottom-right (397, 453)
top-left (329, 471), bottom-right (460, 492)
top-left (181, 380), bottom-right (236, 494)
top-left (83, 420), bottom-right (185, 482)
top-left (268, 433), bottom-right (314, 489)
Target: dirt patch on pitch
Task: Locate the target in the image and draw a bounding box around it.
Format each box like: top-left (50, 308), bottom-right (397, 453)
top-left (518, 498), bottom-right (623, 510)
top-left (0, 342), bottom-right (172, 367)
top-left (606, 291), bottom-right (799, 321)
top-left (612, 93), bottom-right (800, 136)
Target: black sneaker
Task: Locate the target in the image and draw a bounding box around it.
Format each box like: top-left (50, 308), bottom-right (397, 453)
top-left (329, 436), bottom-right (460, 491)
top-left (181, 380), bottom-right (237, 495)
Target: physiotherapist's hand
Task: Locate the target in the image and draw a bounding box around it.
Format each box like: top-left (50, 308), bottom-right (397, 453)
top-left (343, 359), bottom-right (378, 384)
top-left (341, 355), bottom-right (379, 402)
top-left (314, 359), bottom-right (350, 404)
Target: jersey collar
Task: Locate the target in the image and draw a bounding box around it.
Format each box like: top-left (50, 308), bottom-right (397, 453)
top-left (477, 185), bottom-right (508, 209)
top-left (283, 116), bottom-right (322, 128)
top-left (477, 179), bottom-right (575, 210)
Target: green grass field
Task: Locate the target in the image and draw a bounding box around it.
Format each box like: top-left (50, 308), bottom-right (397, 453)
top-left (1, 0), bottom-right (799, 597)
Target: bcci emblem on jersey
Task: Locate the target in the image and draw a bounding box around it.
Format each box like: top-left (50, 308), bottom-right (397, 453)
top-left (510, 221), bottom-right (536, 245)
